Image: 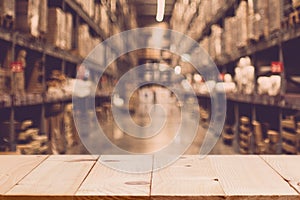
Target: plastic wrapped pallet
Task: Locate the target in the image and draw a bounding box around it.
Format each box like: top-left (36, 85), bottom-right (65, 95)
top-left (0, 0), bottom-right (15, 20)
top-left (268, 0), bottom-right (282, 34)
top-left (236, 0), bottom-right (248, 48)
top-left (46, 8), bottom-right (64, 49)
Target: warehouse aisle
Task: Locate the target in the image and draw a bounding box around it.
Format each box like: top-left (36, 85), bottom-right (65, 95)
top-left (89, 103), bottom-right (237, 155)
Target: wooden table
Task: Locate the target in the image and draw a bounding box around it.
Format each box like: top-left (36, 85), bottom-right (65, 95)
top-left (0, 155), bottom-right (300, 199)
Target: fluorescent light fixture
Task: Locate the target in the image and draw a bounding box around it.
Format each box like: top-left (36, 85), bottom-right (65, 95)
top-left (156, 0), bottom-right (165, 22)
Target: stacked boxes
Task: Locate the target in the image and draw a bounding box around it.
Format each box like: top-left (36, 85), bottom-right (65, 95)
top-left (15, 0), bottom-right (48, 37)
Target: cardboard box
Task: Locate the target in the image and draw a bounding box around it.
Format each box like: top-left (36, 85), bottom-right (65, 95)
top-left (15, 0), bottom-right (47, 37)
top-left (46, 8), bottom-right (65, 48)
top-left (236, 0), bottom-right (248, 48)
top-left (38, 0), bottom-right (48, 34)
top-left (65, 12), bottom-right (73, 50)
top-left (0, 0), bottom-right (15, 19)
top-left (268, 0), bottom-right (281, 34)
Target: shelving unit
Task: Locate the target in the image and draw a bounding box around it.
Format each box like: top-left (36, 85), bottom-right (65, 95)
top-left (0, 0), bottom-right (138, 152)
top-left (170, 0), bottom-right (300, 154)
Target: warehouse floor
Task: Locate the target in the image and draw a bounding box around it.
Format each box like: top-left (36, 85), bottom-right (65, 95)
top-left (67, 103), bottom-right (236, 155)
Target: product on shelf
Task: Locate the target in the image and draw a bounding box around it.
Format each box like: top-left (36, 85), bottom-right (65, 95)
top-left (224, 16), bottom-right (238, 55)
top-left (65, 12), bottom-right (73, 50)
top-left (239, 116), bottom-right (252, 154)
top-left (16, 120), bottom-right (48, 155)
top-left (75, 0), bottom-right (94, 18)
top-left (281, 116), bottom-right (299, 154)
top-left (292, 0), bottom-right (300, 8)
top-left (257, 0), bottom-right (270, 39)
top-left (46, 8), bottom-right (72, 50)
top-left (209, 25), bottom-right (223, 60)
top-left (0, 68), bottom-right (10, 94)
top-left (46, 70), bottom-right (67, 100)
top-left (268, 0), bottom-right (281, 34)
top-left (15, 0), bottom-right (48, 37)
top-left (0, 0), bottom-right (15, 29)
top-left (234, 57), bottom-right (255, 95)
top-left (0, 121), bottom-right (23, 152)
top-left (99, 5), bottom-right (110, 36)
top-left (27, 59), bottom-right (43, 94)
top-left (236, 0), bottom-right (248, 48)
top-left (222, 125), bottom-right (235, 146)
top-left (257, 75), bottom-right (281, 96)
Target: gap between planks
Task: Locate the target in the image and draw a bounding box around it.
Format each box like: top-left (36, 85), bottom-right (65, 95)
top-left (260, 155), bottom-right (300, 195)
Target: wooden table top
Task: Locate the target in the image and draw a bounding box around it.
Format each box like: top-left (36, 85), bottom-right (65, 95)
top-left (0, 155), bottom-right (299, 199)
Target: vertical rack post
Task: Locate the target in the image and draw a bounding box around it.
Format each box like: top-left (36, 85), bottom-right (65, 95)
top-left (40, 50), bottom-right (46, 136)
top-left (9, 32), bottom-right (17, 151)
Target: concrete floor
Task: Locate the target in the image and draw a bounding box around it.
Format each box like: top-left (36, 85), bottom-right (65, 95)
top-left (70, 103), bottom-right (237, 155)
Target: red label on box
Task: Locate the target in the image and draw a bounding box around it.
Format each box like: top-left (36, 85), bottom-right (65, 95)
top-left (271, 62), bottom-right (284, 73)
top-left (10, 62), bottom-right (24, 72)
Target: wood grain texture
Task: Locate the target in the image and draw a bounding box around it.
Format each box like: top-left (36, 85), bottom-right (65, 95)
top-left (261, 155), bottom-right (300, 194)
top-left (0, 155), bottom-right (47, 194)
top-left (5, 155), bottom-right (98, 200)
top-left (209, 155), bottom-right (298, 197)
top-left (151, 155), bottom-right (225, 200)
top-left (75, 155), bottom-right (152, 200)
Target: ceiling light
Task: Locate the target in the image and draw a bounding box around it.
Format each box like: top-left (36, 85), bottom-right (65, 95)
top-left (156, 0), bottom-right (165, 22)
top-left (174, 65), bottom-right (181, 75)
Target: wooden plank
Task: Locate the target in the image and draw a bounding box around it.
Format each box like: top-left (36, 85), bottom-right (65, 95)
top-left (0, 155), bottom-right (47, 195)
top-left (151, 155), bottom-right (225, 200)
top-left (75, 155), bottom-right (152, 200)
top-left (4, 155), bottom-right (98, 200)
top-left (209, 155), bottom-right (298, 198)
top-left (261, 155), bottom-right (300, 194)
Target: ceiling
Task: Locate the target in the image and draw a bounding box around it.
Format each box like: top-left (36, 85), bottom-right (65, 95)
top-left (127, 0), bottom-right (176, 27)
